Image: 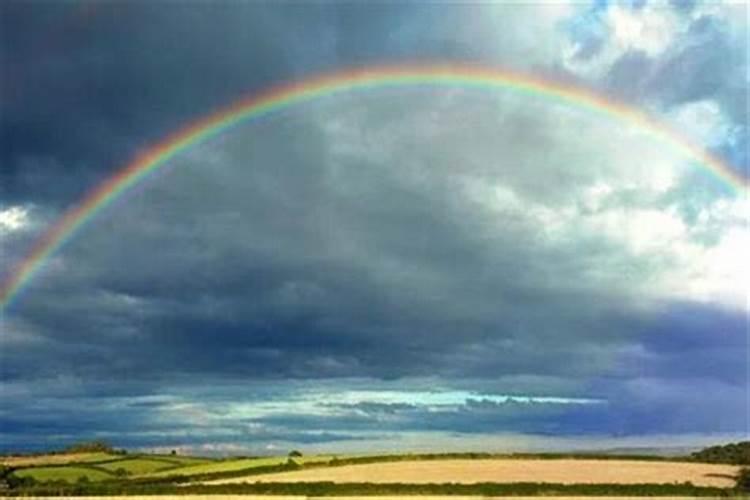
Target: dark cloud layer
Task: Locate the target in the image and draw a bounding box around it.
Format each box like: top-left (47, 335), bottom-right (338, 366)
top-left (1, 0), bottom-right (747, 452)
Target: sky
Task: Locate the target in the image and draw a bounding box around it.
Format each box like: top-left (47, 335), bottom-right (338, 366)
top-left (0, 0), bottom-right (748, 454)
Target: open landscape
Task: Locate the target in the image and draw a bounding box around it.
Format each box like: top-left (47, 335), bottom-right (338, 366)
top-left (2, 441), bottom-right (749, 497)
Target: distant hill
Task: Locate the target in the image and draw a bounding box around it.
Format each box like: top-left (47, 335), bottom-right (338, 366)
top-left (691, 441), bottom-right (750, 465)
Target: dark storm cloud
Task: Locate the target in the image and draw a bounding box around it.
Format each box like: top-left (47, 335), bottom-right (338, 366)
top-left (3, 88), bottom-right (740, 426)
top-left (1, 1), bottom-right (747, 450)
top-left (0, 4), bottom-right (345, 204)
top-left (1, 1), bottom-right (532, 207)
top-left (614, 303), bottom-right (747, 386)
top-left (3, 110), bottom-right (644, 387)
top-left (2, 2), bottom-right (292, 205)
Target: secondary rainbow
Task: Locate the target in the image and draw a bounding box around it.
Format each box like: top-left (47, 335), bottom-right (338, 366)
top-left (1, 64), bottom-right (746, 311)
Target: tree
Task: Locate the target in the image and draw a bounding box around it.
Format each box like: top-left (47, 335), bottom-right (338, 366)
top-left (65, 440), bottom-right (114, 454)
top-left (691, 441), bottom-right (750, 465)
top-left (288, 450), bottom-right (303, 457)
top-left (736, 468), bottom-right (750, 492)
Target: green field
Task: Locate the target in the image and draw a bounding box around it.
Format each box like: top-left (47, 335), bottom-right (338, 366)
top-left (9, 453), bottom-right (217, 483)
top-left (96, 457), bottom-right (181, 475)
top-left (146, 454), bottom-right (213, 466)
top-left (8, 454), bottom-right (324, 484)
top-left (1, 451), bottom-right (116, 467)
top-left (142, 454), bottom-right (332, 478)
top-left (14, 465), bottom-right (112, 482)
top-left (142, 456), bottom-right (289, 477)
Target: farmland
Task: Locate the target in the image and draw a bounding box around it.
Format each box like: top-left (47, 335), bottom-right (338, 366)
top-left (217, 458), bottom-right (739, 488)
top-left (144, 457), bottom-right (290, 478)
top-left (96, 457), bottom-right (194, 475)
top-left (0, 452), bottom-right (114, 468)
top-left (2, 441), bottom-right (748, 497)
top-left (4, 452), bottom-right (218, 483)
top-left (2, 453), bottom-right (332, 484)
top-left (13, 465), bottom-right (113, 483)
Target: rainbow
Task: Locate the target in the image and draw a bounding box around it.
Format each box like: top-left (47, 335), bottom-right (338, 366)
top-left (1, 64), bottom-right (746, 311)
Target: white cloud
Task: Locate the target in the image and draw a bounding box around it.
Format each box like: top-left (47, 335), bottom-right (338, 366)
top-left (563, 1), bottom-right (685, 80)
top-left (608, 3), bottom-right (680, 56)
top-left (0, 206), bottom-right (30, 234)
top-left (664, 210), bottom-right (750, 309)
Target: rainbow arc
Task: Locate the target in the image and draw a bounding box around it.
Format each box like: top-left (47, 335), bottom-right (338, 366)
top-left (1, 65), bottom-right (745, 311)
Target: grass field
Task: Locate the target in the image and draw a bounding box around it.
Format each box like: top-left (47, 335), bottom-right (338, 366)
top-left (142, 457), bottom-right (289, 478)
top-left (96, 457), bottom-right (184, 475)
top-left (146, 454), bottom-right (214, 465)
top-left (0, 452), bottom-right (115, 467)
top-left (13, 464), bottom-right (113, 482)
top-left (4, 454), bottom-right (337, 484)
top-left (143, 455), bottom-right (332, 478)
top-left (213, 458), bottom-right (740, 488)
top-left (6, 453), bottom-right (217, 483)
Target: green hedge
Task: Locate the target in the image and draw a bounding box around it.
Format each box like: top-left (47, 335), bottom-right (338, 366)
top-left (4, 480), bottom-right (734, 497)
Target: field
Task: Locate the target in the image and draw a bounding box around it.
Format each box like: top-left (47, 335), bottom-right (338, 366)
top-left (7, 497), bottom-right (720, 500)
top-left (0, 452), bottom-right (115, 467)
top-left (7, 453), bottom-right (219, 483)
top-left (212, 458), bottom-right (740, 488)
top-left (13, 464), bottom-right (114, 482)
top-left (143, 455), bottom-right (333, 478)
top-left (5, 454), bottom-right (338, 484)
top-left (96, 457), bottom-right (190, 475)
top-left (4, 444), bottom-right (747, 497)
top-left (147, 455), bottom-right (214, 465)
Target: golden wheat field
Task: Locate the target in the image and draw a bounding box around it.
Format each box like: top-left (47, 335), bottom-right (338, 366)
top-left (207, 459), bottom-right (739, 488)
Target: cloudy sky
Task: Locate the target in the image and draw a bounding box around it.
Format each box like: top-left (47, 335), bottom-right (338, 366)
top-left (1, 0), bottom-right (747, 454)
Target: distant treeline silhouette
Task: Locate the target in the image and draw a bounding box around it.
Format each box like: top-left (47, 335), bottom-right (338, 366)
top-left (691, 441), bottom-right (750, 465)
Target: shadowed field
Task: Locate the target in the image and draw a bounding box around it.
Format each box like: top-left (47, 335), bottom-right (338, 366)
top-left (16, 496), bottom-right (735, 500)
top-left (209, 458), bottom-right (739, 488)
